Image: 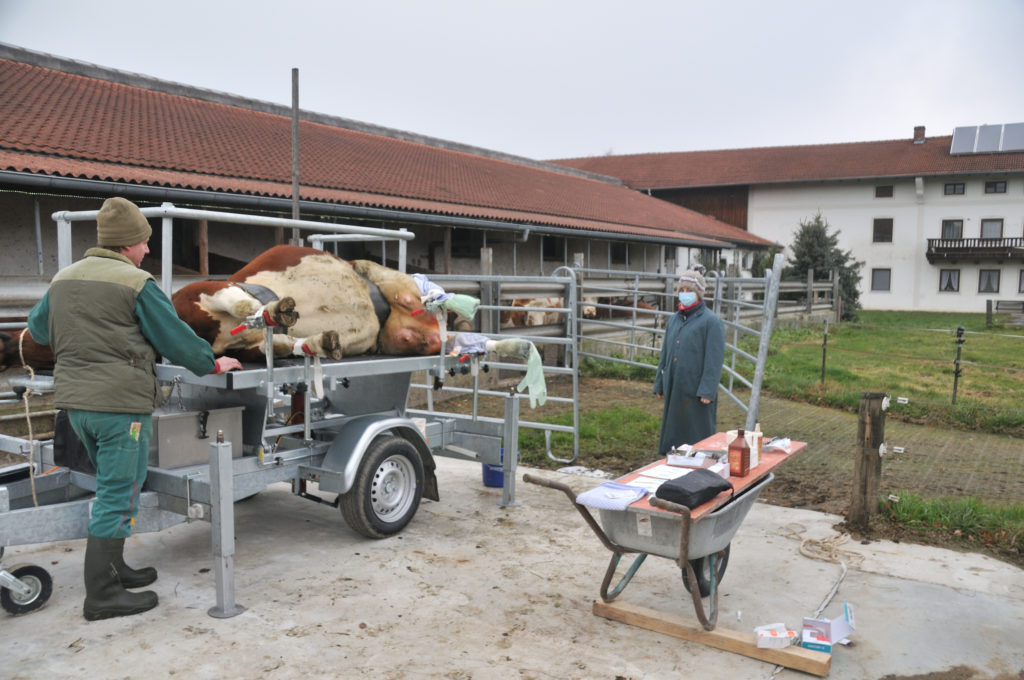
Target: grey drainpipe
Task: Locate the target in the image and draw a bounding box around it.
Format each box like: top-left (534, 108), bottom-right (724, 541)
top-left (0, 170), bottom-right (726, 249)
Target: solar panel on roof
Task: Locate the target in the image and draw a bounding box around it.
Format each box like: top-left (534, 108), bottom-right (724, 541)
top-left (950, 122), bottom-right (1024, 154)
top-left (950, 126), bottom-right (977, 154)
top-left (976, 125), bottom-right (1002, 153)
top-left (1002, 123), bottom-right (1024, 152)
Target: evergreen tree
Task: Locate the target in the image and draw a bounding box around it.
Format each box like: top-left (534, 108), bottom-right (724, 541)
top-left (784, 212), bottom-right (863, 320)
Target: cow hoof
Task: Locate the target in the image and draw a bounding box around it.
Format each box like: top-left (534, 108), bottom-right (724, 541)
top-left (321, 331), bottom-right (343, 361)
top-left (270, 297), bottom-right (299, 328)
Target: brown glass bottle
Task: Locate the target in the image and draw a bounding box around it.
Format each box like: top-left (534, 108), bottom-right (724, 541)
top-left (729, 428), bottom-right (751, 477)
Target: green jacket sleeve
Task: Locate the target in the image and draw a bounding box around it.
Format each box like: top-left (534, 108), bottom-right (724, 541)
top-left (26, 292), bottom-right (51, 345)
top-left (136, 280), bottom-right (216, 377)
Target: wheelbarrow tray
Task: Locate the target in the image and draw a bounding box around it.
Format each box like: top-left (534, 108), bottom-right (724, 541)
top-left (597, 472), bottom-right (774, 561)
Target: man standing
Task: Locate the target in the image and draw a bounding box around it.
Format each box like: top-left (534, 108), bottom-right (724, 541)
top-left (27, 197), bottom-right (242, 620)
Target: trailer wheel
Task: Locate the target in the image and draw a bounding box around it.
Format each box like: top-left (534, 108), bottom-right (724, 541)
top-left (1, 564), bottom-right (53, 615)
top-left (339, 436), bottom-right (423, 538)
top-left (681, 544), bottom-right (730, 598)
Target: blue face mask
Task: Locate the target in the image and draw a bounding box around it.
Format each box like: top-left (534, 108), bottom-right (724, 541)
top-left (678, 291), bottom-right (698, 307)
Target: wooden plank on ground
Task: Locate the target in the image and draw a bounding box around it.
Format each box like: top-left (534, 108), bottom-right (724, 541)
top-left (592, 599), bottom-right (831, 677)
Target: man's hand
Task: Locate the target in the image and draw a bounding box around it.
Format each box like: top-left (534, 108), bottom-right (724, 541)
top-left (700, 397), bottom-right (711, 404)
top-left (212, 356), bottom-right (243, 374)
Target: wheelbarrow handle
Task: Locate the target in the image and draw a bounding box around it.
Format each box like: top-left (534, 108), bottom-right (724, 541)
top-left (522, 473), bottom-right (576, 498)
top-left (649, 496), bottom-right (691, 515)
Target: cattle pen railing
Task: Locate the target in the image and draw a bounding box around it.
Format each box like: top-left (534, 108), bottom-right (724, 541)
top-left (572, 255), bottom-right (786, 430)
top-left (7, 204), bottom-right (584, 468)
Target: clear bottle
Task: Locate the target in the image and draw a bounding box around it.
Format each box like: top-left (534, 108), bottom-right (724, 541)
top-left (729, 428), bottom-right (751, 477)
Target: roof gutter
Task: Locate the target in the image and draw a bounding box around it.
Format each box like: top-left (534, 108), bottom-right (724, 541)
top-left (0, 170), bottom-right (727, 249)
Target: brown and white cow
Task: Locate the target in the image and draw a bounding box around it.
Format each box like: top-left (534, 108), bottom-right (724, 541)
top-left (499, 297), bottom-right (597, 328)
top-left (173, 245), bottom-right (442, 362)
top-left (3, 246), bottom-right (442, 371)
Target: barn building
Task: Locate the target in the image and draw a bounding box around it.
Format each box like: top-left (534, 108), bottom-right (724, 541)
top-left (0, 44), bottom-right (771, 319)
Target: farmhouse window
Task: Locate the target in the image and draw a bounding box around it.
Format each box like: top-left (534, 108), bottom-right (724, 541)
top-left (984, 180), bottom-right (1007, 194)
top-left (939, 269), bottom-right (960, 292)
top-left (944, 183), bottom-right (965, 195)
top-left (872, 218), bottom-right (893, 242)
top-left (1019, 270), bottom-right (1024, 294)
top-left (980, 219), bottom-right (1003, 239)
top-left (871, 268), bottom-right (891, 292)
top-left (941, 220), bottom-right (963, 240)
top-left (875, 185), bottom-right (894, 198)
top-left (978, 270), bottom-right (1000, 294)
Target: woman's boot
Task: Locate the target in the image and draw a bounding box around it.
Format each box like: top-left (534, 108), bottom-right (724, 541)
top-left (83, 535), bottom-right (158, 620)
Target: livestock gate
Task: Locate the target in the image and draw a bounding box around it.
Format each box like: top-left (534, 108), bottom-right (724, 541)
top-left (573, 254), bottom-right (786, 431)
top-left (423, 253), bottom-right (787, 459)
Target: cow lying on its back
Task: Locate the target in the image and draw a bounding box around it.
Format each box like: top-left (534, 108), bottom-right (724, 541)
top-left (2, 246), bottom-right (441, 371)
top-left (174, 245), bottom-right (442, 362)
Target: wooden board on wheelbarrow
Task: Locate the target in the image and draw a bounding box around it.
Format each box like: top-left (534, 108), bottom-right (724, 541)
top-left (616, 433), bottom-right (807, 522)
top-left (593, 600), bottom-right (831, 677)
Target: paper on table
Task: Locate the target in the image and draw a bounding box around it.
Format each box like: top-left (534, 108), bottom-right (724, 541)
top-left (626, 476), bottom-right (664, 494)
top-left (638, 464), bottom-right (693, 480)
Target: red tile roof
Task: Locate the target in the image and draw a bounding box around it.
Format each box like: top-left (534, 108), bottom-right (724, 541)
top-left (0, 55), bottom-right (772, 248)
top-left (552, 136), bottom-right (1024, 190)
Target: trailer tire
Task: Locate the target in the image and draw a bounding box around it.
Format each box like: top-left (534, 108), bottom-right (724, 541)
top-left (1, 564), bottom-right (53, 615)
top-left (681, 544), bottom-right (730, 598)
top-left (339, 435), bottom-right (423, 539)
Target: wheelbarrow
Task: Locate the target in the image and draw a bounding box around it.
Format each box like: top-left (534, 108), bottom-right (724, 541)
top-left (524, 471), bottom-right (774, 631)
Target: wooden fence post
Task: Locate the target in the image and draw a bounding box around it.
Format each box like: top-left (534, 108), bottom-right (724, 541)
top-left (849, 392), bottom-right (886, 528)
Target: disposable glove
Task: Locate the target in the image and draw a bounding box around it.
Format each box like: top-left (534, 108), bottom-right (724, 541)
top-left (485, 338), bottom-right (546, 408)
top-left (450, 332), bottom-right (489, 356)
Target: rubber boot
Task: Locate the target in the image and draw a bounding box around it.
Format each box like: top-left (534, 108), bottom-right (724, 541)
top-left (83, 535), bottom-right (158, 621)
top-left (111, 537), bottom-right (158, 588)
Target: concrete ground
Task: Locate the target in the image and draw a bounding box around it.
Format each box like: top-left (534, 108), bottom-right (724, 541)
top-left (3, 456), bottom-right (1022, 680)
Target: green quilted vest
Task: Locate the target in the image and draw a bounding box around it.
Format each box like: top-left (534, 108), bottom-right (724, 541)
top-left (48, 248), bottom-right (162, 413)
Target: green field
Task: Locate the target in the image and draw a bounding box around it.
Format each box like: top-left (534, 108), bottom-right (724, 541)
top-left (759, 310), bottom-right (1024, 435)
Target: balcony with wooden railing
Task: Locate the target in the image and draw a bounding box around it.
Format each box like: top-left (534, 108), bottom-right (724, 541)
top-left (925, 237), bottom-right (1024, 263)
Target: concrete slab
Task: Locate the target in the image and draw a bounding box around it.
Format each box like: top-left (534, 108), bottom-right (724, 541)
top-left (2, 456), bottom-right (1022, 680)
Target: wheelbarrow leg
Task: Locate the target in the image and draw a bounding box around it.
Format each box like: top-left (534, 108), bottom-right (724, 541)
top-left (670, 503), bottom-right (722, 631)
top-left (682, 549), bottom-right (726, 631)
top-left (600, 551), bottom-right (648, 602)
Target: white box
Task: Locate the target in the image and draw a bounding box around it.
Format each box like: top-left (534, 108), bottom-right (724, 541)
top-left (802, 602), bottom-right (856, 653)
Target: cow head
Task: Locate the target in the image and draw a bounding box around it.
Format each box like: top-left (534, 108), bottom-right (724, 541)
top-left (378, 289), bottom-right (442, 355)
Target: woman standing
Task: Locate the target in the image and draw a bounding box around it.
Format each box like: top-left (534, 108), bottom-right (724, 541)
top-left (654, 269), bottom-right (725, 454)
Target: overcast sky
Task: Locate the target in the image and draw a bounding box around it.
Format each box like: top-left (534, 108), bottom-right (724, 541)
top-left (2, 0), bottom-right (1022, 160)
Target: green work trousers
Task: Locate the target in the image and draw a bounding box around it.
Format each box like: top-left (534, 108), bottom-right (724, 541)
top-left (67, 410), bottom-right (152, 539)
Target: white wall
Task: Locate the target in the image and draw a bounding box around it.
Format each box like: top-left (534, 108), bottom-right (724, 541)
top-left (747, 176), bottom-right (1024, 311)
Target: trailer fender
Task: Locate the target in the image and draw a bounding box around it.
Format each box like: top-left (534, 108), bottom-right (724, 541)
top-left (317, 416), bottom-right (438, 501)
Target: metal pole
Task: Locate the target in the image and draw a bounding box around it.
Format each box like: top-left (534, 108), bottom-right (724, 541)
top-left (290, 67), bottom-right (301, 244)
top-left (952, 326), bottom-right (965, 405)
top-left (208, 430), bottom-right (245, 618)
top-left (500, 388), bottom-right (520, 508)
top-left (820, 319), bottom-right (829, 385)
top-left (34, 198), bottom-right (44, 275)
top-left (160, 205), bottom-right (173, 298)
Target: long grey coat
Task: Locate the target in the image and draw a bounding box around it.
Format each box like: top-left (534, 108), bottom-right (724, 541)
top-left (653, 302), bottom-right (726, 453)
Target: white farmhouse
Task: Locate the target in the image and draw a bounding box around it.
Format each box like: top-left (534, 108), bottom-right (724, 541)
top-left (554, 125), bottom-right (1024, 312)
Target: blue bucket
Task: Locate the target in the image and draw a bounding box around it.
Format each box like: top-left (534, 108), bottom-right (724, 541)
top-left (481, 447), bottom-right (517, 488)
